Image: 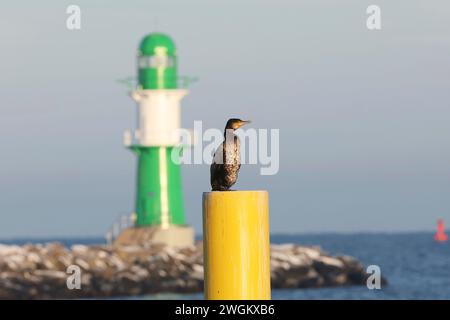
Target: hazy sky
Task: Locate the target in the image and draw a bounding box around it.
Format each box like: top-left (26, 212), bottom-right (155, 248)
top-left (1, 0), bottom-right (449, 238)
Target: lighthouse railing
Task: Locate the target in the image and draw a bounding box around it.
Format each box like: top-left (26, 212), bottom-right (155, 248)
top-left (105, 212), bottom-right (136, 245)
top-left (116, 75), bottom-right (198, 91)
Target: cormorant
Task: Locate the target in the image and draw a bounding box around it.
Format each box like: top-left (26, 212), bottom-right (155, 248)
top-left (210, 118), bottom-right (251, 191)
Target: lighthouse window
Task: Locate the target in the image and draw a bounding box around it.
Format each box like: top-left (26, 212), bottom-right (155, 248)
top-left (138, 56), bottom-right (174, 69)
top-left (138, 56), bottom-right (149, 68)
top-left (150, 55), bottom-right (174, 68)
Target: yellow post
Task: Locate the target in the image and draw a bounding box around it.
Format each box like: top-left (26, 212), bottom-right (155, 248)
top-left (202, 190), bottom-right (271, 300)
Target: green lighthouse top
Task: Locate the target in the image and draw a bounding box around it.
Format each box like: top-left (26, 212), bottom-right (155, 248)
top-left (138, 33), bottom-right (178, 89)
top-left (139, 33), bottom-right (176, 56)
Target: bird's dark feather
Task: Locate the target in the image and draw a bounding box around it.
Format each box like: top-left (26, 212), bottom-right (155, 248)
top-left (210, 135), bottom-right (241, 191)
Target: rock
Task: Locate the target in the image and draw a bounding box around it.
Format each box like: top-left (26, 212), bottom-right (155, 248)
top-left (313, 256), bottom-right (345, 273)
top-left (33, 269), bottom-right (67, 278)
top-left (0, 241), bottom-right (382, 299)
top-left (71, 244), bottom-right (89, 254)
top-left (74, 258), bottom-right (90, 271)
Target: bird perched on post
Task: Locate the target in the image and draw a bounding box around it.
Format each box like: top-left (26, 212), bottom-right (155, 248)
top-left (210, 118), bottom-right (251, 191)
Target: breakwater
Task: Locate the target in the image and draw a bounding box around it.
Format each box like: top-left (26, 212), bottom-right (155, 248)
top-left (0, 242), bottom-right (384, 299)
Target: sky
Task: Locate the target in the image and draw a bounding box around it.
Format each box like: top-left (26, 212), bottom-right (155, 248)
top-left (0, 0), bottom-right (449, 238)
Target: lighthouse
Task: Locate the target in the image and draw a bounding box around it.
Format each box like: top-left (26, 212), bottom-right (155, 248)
top-left (115, 33), bottom-right (194, 247)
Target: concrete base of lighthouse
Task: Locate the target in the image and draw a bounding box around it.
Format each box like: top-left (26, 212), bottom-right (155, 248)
top-left (114, 225), bottom-right (195, 248)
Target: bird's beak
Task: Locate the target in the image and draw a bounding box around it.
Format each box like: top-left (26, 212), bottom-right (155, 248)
top-left (239, 120), bottom-right (251, 128)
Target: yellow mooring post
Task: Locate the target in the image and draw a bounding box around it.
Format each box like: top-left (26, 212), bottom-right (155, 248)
top-left (202, 190), bottom-right (271, 300)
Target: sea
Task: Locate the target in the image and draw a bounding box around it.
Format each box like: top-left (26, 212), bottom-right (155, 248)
top-left (2, 232), bottom-right (449, 300)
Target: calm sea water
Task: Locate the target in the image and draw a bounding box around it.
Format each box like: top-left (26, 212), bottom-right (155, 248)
top-left (2, 233), bottom-right (449, 300)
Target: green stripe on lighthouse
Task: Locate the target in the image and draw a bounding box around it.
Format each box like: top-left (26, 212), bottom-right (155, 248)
top-left (132, 146), bottom-right (185, 226)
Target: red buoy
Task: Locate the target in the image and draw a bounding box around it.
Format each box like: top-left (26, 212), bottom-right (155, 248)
top-left (434, 219), bottom-right (448, 242)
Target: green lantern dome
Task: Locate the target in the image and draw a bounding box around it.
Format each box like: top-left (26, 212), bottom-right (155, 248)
top-left (139, 33), bottom-right (176, 56)
top-left (137, 33), bottom-right (178, 89)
